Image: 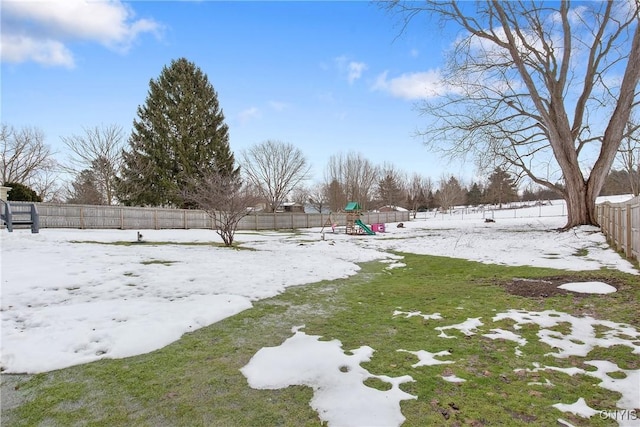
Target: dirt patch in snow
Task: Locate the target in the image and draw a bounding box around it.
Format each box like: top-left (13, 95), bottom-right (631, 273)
top-left (502, 276), bottom-right (625, 298)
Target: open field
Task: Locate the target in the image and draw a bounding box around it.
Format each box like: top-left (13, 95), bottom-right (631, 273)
top-left (2, 198), bottom-right (638, 426)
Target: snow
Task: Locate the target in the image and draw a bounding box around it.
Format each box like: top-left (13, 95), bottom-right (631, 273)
top-left (441, 374), bottom-right (466, 383)
top-left (240, 326), bottom-right (416, 427)
top-left (435, 317), bottom-right (484, 338)
top-left (558, 281), bottom-right (618, 294)
top-left (396, 349), bottom-right (454, 367)
top-left (521, 360), bottom-right (640, 419)
top-left (552, 397), bottom-right (599, 418)
top-left (482, 328), bottom-right (528, 347)
top-left (2, 196), bottom-right (639, 426)
top-left (492, 309), bottom-right (640, 358)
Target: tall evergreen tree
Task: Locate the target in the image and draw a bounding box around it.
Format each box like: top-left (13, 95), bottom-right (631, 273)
top-left (377, 171), bottom-right (405, 208)
top-left (466, 182), bottom-right (483, 206)
top-left (325, 179), bottom-right (346, 212)
top-left (484, 168), bottom-right (519, 208)
top-left (117, 58), bottom-right (238, 207)
top-left (67, 169), bottom-right (104, 205)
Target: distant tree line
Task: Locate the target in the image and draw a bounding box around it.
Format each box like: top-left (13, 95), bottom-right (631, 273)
top-left (2, 55), bottom-right (639, 231)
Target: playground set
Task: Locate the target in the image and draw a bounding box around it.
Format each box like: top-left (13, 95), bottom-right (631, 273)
top-left (322, 202), bottom-right (384, 236)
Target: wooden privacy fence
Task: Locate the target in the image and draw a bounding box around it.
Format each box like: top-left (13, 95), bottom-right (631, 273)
top-left (596, 195), bottom-right (640, 262)
top-left (11, 202), bottom-right (409, 231)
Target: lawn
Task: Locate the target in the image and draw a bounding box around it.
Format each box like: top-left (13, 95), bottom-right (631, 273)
top-left (3, 253), bottom-right (638, 426)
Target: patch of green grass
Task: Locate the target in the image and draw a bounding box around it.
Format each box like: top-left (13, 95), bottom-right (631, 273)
top-left (574, 248), bottom-right (589, 257)
top-left (140, 259), bottom-right (177, 266)
top-left (543, 253), bottom-right (561, 259)
top-left (2, 254), bottom-right (638, 426)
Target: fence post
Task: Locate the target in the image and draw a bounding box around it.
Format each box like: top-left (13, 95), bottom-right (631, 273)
top-left (616, 206), bottom-right (622, 251)
top-left (625, 203), bottom-right (632, 258)
top-left (80, 206), bottom-right (85, 229)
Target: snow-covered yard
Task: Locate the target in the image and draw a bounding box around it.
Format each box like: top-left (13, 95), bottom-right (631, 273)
top-left (2, 196), bottom-right (638, 426)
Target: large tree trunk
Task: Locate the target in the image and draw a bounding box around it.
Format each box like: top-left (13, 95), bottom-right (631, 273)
top-left (561, 21), bottom-right (640, 230)
top-left (563, 177), bottom-right (596, 229)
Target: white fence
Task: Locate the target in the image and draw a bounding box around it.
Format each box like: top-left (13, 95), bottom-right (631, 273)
top-left (596, 195), bottom-right (640, 262)
top-left (8, 202), bottom-right (409, 231)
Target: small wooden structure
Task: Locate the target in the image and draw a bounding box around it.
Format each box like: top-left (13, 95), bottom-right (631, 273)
top-left (345, 202), bottom-right (361, 235)
top-left (343, 202), bottom-right (375, 235)
top-left (1, 201), bottom-right (40, 233)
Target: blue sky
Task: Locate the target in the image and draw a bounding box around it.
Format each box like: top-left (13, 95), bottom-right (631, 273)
top-left (2, 0), bottom-right (473, 184)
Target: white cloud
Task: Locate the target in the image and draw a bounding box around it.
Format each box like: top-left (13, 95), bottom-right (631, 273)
top-left (347, 61), bottom-right (368, 84)
top-left (1, 34), bottom-right (74, 68)
top-left (372, 69), bottom-right (456, 100)
top-left (333, 55), bottom-right (368, 84)
top-left (1, 0), bottom-right (162, 67)
top-left (237, 107), bottom-right (261, 124)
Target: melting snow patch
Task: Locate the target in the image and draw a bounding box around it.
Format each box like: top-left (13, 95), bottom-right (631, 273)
top-left (435, 317), bottom-right (483, 338)
top-left (393, 310), bottom-right (442, 321)
top-left (482, 328), bottom-right (528, 346)
top-left (552, 397), bottom-right (599, 418)
top-left (583, 360), bottom-right (640, 410)
top-left (520, 361), bottom-right (640, 414)
top-left (241, 326), bottom-right (416, 427)
top-left (380, 259), bottom-right (406, 269)
top-left (527, 378), bottom-right (554, 387)
top-left (385, 262), bottom-right (406, 269)
top-left (492, 310), bottom-right (640, 358)
top-left (557, 281), bottom-right (617, 294)
top-left (397, 349), bottom-right (454, 367)
top-left (441, 374), bottom-right (466, 383)
top-left (483, 328), bottom-right (527, 357)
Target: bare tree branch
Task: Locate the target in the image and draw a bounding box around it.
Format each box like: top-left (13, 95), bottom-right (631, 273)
top-left (324, 152), bottom-right (379, 210)
top-left (241, 140), bottom-right (311, 213)
top-left (61, 124), bottom-right (125, 205)
top-left (1, 124), bottom-right (55, 185)
top-left (383, 0), bottom-right (640, 228)
top-left (183, 172), bottom-right (258, 246)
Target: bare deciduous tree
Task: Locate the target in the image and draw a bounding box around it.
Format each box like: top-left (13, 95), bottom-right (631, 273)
top-left (308, 182), bottom-right (329, 213)
top-left (32, 166), bottom-right (65, 202)
top-left (386, 1), bottom-right (640, 229)
top-left (241, 140), bottom-right (311, 213)
top-left (436, 175), bottom-right (466, 211)
top-left (0, 124), bottom-right (63, 201)
top-left (1, 124), bottom-right (56, 186)
top-left (290, 185), bottom-right (309, 208)
top-left (62, 124), bottom-right (125, 205)
top-left (407, 173), bottom-right (432, 218)
top-left (325, 152), bottom-right (379, 210)
top-left (616, 119), bottom-right (640, 196)
top-left (183, 173), bottom-right (258, 246)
